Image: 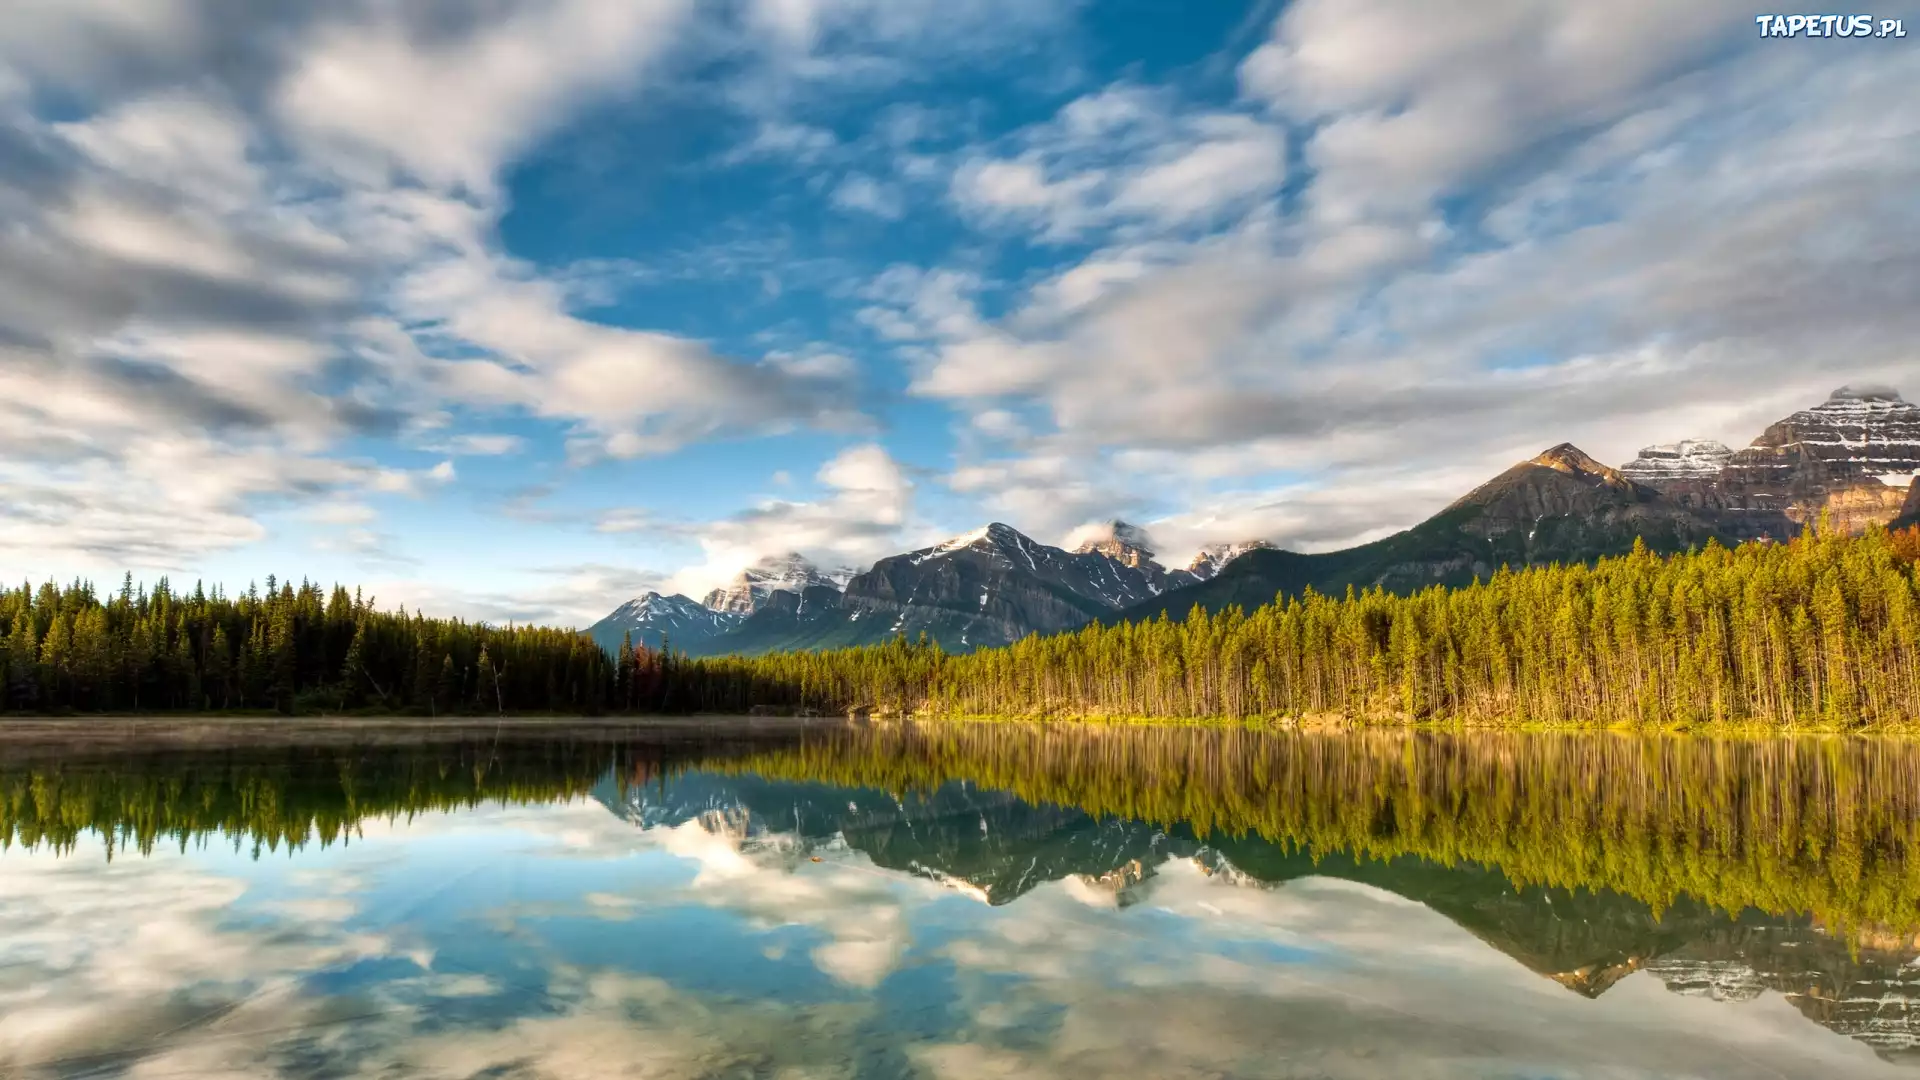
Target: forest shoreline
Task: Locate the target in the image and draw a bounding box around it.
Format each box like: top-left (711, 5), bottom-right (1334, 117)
top-left (1, 711), bottom-right (1915, 739)
top-left (7, 526), bottom-right (1918, 728)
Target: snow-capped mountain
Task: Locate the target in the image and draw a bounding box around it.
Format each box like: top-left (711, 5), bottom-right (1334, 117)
top-left (681, 522), bottom-right (1215, 657)
top-left (887, 521), bottom-right (1172, 608)
top-left (1692, 385), bottom-right (1920, 532)
top-left (701, 552), bottom-right (856, 615)
top-left (1070, 520), bottom-right (1160, 569)
top-left (585, 592), bottom-right (744, 655)
top-left (1184, 540), bottom-right (1276, 582)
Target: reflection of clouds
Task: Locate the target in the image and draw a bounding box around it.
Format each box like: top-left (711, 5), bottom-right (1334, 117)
top-left (925, 862), bottom-right (1907, 1079)
top-left (354, 799), bottom-right (931, 990)
top-left (645, 817), bottom-right (926, 989)
top-left (0, 834), bottom-right (404, 1074)
top-left (377, 971), bottom-right (867, 1080)
top-left (5, 798), bottom-right (1908, 1078)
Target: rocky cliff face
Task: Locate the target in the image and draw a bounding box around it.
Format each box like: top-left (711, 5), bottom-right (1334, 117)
top-left (1071, 520), bottom-right (1187, 594)
top-left (1619, 440), bottom-right (1734, 511)
top-left (585, 592), bottom-right (744, 654)
top-left (1898, 478), bottom-right (1920, 531)
top-left (1620, 439), bottom-right (1735, 488)
top-left (701, 553), bottom-right (854, 614)
top-left (1444, 443), bottom-right (1725, 559)
top-left (1653, 385), bottom-right (1920, 535)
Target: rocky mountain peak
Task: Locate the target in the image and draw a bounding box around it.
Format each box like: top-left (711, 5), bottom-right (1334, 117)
top-left (1718, 383), bottom-right (1920, 533)
top-left (1760, 384), bottom-right (1920, 445)
top-left (587, 590), bottom-right (744, 655)
top-left (1070, 520), bottom-right (1159, 569)
top-left (702, 552), bottom-right (851, 615)
top-left (1186, 540), bottom-right (1276, 581)
top-left (1530, 444), bottom-right (1630, 487)
top-left (926, 522), bottom-right (1038, 558)
top-left (1824, 383), bottom-right (1905, 404)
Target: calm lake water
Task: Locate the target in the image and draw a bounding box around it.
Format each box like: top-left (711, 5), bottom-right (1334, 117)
top-left (2, 720), bottom-right (1918, 1079)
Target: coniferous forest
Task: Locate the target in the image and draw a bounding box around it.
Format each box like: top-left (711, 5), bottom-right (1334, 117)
top-left (0, 575), bottom-right (631, 715)
top-left (3, 525), bottom-right (1919, 728)
top-left (680, 524), bottom-right (1920, 728)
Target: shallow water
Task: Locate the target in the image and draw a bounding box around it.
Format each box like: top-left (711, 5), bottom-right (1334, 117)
top-left (2, 719), bottom-right (1917, 1078)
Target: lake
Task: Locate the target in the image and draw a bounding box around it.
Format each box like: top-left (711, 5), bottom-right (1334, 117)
top-left (2, 719), bottom-right (1917, 1079)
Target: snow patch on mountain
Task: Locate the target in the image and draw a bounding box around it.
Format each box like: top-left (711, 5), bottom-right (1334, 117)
top-left (1620, 440), bottom-right (1734, 486)
top-left (587, 591), bottom-right (745, 654)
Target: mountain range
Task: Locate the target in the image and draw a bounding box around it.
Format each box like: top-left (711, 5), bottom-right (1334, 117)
top-left (589, 385), bottom-right (1920, 658)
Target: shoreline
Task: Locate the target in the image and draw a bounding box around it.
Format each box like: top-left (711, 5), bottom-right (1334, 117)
top-left (1, 712), bottom-right (1915, 741)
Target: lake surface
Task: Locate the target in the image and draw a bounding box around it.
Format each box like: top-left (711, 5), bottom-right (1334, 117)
top-left (2, 720), bottom-right (1918, 1079)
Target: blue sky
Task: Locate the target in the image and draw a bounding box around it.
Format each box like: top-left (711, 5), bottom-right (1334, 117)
top-left (2, 0), bottom-right (1916, 625)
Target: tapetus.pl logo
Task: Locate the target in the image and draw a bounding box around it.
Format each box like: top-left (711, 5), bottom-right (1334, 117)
top-left (1754, 13), bottom-right (1907, 36)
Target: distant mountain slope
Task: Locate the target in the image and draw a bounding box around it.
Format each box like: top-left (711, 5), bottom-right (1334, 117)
top-left (585, 592), bottom-right (743, 654)
top-left (1112, 444), bottom-right (1732, 623)
top-left (683, 523), bottom-right (1185, 657)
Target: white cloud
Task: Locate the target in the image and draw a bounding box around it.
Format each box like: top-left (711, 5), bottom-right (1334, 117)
top-left (274, 0), bottom-right (696, 196)
top-left (371, 562), bottom-right (673, 627)
top-left (0, 837), bottom-right (405, 1076)
top-left (899, 13), bottom-right (1920, 553)
top-left (720, 120), bottom-right (839, 165)
top-left (948, 86), bottom-right (1287, 241)
top-left (662, 443), bottom-right (922, 597)
top-left (432, 433), bottom-right (526, 457)
top-left (0, 0), bottom-right (888, 585)
top-left (830, 172), bottom-right (905, 219)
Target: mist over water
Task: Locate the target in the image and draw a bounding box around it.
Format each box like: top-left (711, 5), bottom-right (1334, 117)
top-left (1, 720), bottom-right (1916, 1078)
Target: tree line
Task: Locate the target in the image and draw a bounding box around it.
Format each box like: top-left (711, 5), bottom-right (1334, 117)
top-left (0, 574), bottom-right (676, 715)
top-left (5, 524), bottom-right (1918, 727)
top-left (678, 525), bottom-right (1920, 728)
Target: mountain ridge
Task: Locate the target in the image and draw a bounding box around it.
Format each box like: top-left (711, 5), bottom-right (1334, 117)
top-left (593, 384), bottom-right (1920, 655)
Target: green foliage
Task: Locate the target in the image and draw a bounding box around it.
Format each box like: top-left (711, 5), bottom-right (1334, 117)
top-left (675, 526), bottom-right (1920, 728)
top-left (0, 577), bottom-right (622, 715)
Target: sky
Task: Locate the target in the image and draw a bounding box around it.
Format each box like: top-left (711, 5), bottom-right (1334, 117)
top-left (2, 0), bottom-right (1916, 627)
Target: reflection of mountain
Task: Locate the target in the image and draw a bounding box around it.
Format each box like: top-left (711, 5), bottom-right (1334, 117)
top-left (594, 771), bottom-right (1180, 905)
top-left (13, 721), bottom-right (1920, 1064)
top-left (594, 763), bottom-right (1920, 1060)
top-left (1647, 924), bottom-right (1920, 1063)
top-left (595, 721), bottom-right (1920, 1065)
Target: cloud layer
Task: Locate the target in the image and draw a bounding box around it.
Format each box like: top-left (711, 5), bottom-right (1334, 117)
top-left (5, 0), bottom-right (1916, 619)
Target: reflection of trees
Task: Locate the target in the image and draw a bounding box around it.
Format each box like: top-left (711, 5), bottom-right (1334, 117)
top-left (0, 732), bottom-right (784, 859)
top-left (714, 724), bottom-right (1920, 934)
top-left (10, 722), bottom-right (1920, 938)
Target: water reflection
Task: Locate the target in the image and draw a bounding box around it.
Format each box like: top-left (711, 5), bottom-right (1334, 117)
top-left (1, 720), bottom-right (1917, 1078)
